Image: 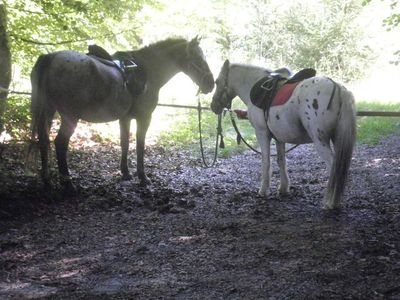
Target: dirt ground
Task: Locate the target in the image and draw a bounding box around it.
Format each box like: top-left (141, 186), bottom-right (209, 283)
top-left (0, 135), bottom-right (399, 299)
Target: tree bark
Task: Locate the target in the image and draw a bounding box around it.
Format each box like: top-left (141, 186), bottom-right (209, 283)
top-left (0, 4), bottom-right (11, 135)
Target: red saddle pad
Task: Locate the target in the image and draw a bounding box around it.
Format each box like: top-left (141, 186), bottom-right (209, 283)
top-left (271, 81), bottom-right (301, 107)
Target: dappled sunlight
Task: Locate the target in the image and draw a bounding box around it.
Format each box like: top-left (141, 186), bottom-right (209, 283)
top-left (364, 157), bottom-right (400, 169)
top-left (363, 158), bottom-right (400, 182)
top-left (2, 0), bottom-right (400, 298)
top-left (169, 234), bottom-right (206, 243)
top-left (0, 254), bottom-right (95, 298)
top-left (0, 281), bottom-right (58, 299)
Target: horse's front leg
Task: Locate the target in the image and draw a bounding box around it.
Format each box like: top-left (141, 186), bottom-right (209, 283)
top-left (254, 128), bottom-right (272, 197)
top-left (276, 140), bottom-right (290, 195)
top-left (119, 117), bottom-right (132, 180)
top-left (136, 115), bottom-right (152, 186)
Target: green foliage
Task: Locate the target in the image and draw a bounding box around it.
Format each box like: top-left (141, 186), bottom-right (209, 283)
top-left (5, 0), bottom-right (159, 74)
top-left (363, 0), bottom-right (400, 29)
top-left (2, 0), bottom-right (398, 150)
top-left (2, 94), bottom-right (31, 139)
top-left (156, 108), bottom-right (259, 158)
top-left (356, 101), bottom-right (400, 144)
top-left (234, 0), bottom-right (374, 82)
top-left (156, 100), bottom-right (400, 158)
top-left (362, 0), bottom-right (400, 65)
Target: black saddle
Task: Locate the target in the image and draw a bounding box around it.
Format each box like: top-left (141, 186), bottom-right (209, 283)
top-left (88, 44), bottom-right (114, 61)
top-left (87, 44), bottom-right (147, 97)
top-left (250, 68), bottom-right (316, 111)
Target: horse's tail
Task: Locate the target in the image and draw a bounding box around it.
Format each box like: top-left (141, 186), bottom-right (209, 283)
top-left (324, 84), bottom-right (357, 209)
top-left (30, 54), bottom-right (53, 140)
top-left (25, 54), bottom-right (53, 174)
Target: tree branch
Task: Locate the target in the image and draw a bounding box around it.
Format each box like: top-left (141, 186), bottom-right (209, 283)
top-left (10, 30), bottom-right (130, 46)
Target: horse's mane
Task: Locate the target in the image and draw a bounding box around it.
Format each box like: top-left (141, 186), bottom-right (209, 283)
top-left (231, 63), bottom-right (271, 73)
top-left (133, 38), bottom-right (188, 55)
top-left (112, 38), bottom-right (189, 63)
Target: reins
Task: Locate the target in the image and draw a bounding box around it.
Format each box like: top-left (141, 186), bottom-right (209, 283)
top-left (197, 94), bottom-right (224, 167)
top-left (228, 110), bottom-right (261, 154)
top-left (228, 109), bottom-right (300, 156)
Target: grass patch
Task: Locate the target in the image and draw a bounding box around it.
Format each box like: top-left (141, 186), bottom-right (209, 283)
top-left (356, 101), bottom-right (400, 144)
top-left (157, 100), bottom-right (400, 155)
top-left (157, 109), bottom-right (259, 157)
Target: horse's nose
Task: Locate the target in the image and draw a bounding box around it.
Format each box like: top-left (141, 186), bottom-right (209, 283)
top-left (210, 98), bottom-right (222, 114)
top-left (202, 73), bottom-right (215, 93)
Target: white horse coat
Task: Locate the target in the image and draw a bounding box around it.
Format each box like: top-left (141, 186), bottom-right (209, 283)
top-left (211, 60), bottom-right (356, 209)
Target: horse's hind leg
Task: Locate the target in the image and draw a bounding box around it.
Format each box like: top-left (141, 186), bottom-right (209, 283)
top-left (276, 141), bottom-right (290, 195)
top-left (313, 140), bottom-right (333, 173)
top-left (37, 117), bottom-right (51, 187)
top-left (313, 139), bottom-right (335, 208)
top-left (254, 128), bottom-right (272, 197)
top-left (34, 107), bottom-right (55, 188)
top-left (55, 116), bottom-right (77, 195)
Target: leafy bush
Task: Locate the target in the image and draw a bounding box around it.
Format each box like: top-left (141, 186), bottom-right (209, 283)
top-left (3, 95), bottom-right (31, 140)
top-left (222, 0), bottom-right (374, 83)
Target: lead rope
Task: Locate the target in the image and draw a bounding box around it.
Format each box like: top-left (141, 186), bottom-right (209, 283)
top-left (197, 96), bottom-right (224, 167)
top-left (229, 109), bottom-right (300, 156)
top-left (229, 110), bottom-right (261, 154)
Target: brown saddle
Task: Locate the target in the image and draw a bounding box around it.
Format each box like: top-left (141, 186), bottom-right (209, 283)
top-left (250, 68), bottom-right (316, 112)
top-left (87, 45), bottom-right (147, 97)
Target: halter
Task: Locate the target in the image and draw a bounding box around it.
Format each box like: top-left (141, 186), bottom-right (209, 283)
top-left (216, 64), bottom-right (233, 110)
top-left (186, 59), bottom-right (213, 91)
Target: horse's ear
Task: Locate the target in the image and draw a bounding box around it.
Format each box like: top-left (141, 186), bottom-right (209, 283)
top-left (190, 36), bottom-right (201, 46)
top-left (223, 59), bottom-right (230, 70)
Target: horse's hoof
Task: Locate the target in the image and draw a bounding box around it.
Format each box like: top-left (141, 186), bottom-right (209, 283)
top-left (278, 188), bottom-right (290, 197)
top-left (121, 173), bottom-right (133, 181)
top-left (61, 181), bottom-right (77, 197)
top-left (322, 199), bottom-right (341, 210)
top-left (43, 179), bottom-right (52, 190)
top-left (139, 175), bottom-right (152, 186)
top-left (322, 204), bottom-right (341, 211)
top-left (258, 188), bottom-right (269, 198)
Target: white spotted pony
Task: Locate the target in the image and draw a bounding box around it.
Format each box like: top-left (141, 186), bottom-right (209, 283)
top-left (211, 60), bottom-right (356, 209)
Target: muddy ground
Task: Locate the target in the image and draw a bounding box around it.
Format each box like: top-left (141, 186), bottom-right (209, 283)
top-left (0, 135), bottom-right (399, 299)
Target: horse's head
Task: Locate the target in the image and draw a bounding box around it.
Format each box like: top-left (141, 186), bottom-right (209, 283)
top-left (181, 37), bottom-right (214, 94)
top-left (211, 59), bottom-right (234, 114)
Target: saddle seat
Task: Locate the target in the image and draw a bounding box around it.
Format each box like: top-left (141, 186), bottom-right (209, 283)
top-left (87, 44), bottom-right (146, 97)
top-left (250, 68), bottom-right (316, 112)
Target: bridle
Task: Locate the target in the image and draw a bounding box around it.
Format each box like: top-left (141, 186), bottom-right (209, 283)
top-left (185, 58), bottom-right (213, 91)
top-left (216, 65), bottom-right (233, 110)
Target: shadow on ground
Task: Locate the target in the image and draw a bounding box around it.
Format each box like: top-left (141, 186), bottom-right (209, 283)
top-left (0, 135), bottom-right (399, 299)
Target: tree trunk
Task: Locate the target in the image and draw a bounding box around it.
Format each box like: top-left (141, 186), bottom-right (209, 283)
top-left (0, 4), bottom-right (11, 136)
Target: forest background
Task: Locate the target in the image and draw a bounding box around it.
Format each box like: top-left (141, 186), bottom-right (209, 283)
top-left (0, 0), bottom-right (399, 150)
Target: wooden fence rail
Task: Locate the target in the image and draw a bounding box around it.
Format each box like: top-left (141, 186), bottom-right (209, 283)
top-left (356, 111), bottom-right (400, 117)
top-left (160, 104), bottom-right (400, 117)
top-left (3, 90), bottom-right (400, 117)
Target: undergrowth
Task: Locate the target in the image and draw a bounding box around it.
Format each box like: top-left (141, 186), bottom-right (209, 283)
top-left (356, 101), bottom-right (400, 144)
top-left (2, 96), bottom-right (399, 154)
top-left (156, 100), bottom-right (400, 154)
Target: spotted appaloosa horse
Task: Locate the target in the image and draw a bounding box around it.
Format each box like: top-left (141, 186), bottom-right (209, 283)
top-left (29, 37), bottom-right (214, 193)
top-left (211, 60), bottom-right (356, 209)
